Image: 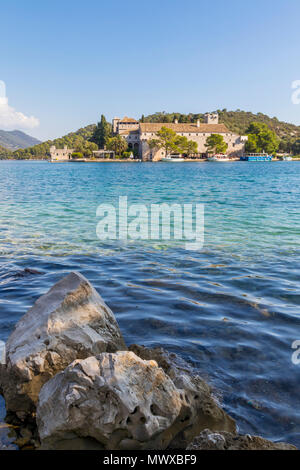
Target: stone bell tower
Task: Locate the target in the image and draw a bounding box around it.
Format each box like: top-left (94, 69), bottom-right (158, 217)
top-left (204, 112), bottom-right (219, 124)
top-left (112, 117), bottom-right (121, 134)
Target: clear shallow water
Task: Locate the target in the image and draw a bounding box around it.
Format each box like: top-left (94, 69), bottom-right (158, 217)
top-left (0, 160), bottom-right (299, 447)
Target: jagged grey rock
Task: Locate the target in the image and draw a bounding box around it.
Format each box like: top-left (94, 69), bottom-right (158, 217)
top-left (0, 340), bottom-right (5, 364)
top-left (36, 349), bottom-right (236, 450)
top-left (0, 272), bottom-right (126, 420)
top-left (129, 344), bottom-right (236, 448)
top-left (186, 429), bottom-right (297, 450)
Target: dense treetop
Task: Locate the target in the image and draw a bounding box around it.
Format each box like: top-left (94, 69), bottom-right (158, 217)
top-left (0, 144), bottom-right (11, 159)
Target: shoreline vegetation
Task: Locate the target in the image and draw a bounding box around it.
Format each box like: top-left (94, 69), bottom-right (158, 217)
top-left (1, 110), bottom-right (300, 161)
top-left (0, 272), bottom-right (297, 451)
top-left (2, 157), bottom-right (300, 162)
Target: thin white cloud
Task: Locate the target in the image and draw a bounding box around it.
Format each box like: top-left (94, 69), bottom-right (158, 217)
top-left (0, 80), bottom-right (39, 130)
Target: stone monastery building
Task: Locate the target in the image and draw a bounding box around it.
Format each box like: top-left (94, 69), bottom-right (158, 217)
top-left (112, 113), bottom-right (247, 161)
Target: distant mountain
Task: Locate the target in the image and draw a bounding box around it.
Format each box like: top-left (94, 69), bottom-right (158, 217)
top-left (0, 130), bottom-right (41, 150)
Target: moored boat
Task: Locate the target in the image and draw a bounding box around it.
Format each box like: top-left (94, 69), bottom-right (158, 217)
top-left (240, 153), bottom-right (272, 161)
top-left (207, 154), bottom-right (230, 162)
top-left (161, 154), bottom-right (185, 162)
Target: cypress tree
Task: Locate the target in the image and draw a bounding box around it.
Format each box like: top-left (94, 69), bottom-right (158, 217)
top-left (91, 115), bottom-right (112, 149)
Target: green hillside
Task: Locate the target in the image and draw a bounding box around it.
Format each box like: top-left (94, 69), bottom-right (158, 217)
top-left (13, 124), bottom-right (97, 159)
top-left (218, 110), bottom-right (300, 140)
top-left (0, 144), bottom-right (12, 158)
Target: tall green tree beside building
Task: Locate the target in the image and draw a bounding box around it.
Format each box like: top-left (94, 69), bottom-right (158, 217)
top-left (149, 127), bottom-right (198, 157)
top-left (205, 134), bottom-right (228, 154)
top-left (245, 122), bottom-right (279, 154)
top-left (106, 135), bottom-right (128, 156)
top-left (174, 135), bottom-right (198, 155)
top-left (148, 127), bottom-right (178, 156)
top-left (185, 139), bottom-right (198, 156)
top-left (91, 115), bottom-right (112, 149)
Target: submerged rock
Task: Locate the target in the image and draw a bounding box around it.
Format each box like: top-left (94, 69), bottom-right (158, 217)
top-left (36, 349), bottom-right (235, 450)
top-left (187, 429), bottom-right (297, 450)
top-left (0, 272), bottom-right (126, 421)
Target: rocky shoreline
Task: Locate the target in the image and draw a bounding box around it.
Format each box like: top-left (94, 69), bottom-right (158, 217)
top-left (0, 272), bottom-right (297, 451)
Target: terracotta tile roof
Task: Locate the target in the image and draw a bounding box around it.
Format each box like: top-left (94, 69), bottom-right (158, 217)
top-left (120, 116), bottom-right (139, 123)
top-left (139, 122), bottom-right (231, 134)
top-left (119, 129), bottom-right (139, 135)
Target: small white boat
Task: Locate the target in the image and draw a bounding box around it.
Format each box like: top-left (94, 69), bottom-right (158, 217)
top-left (161, 154), bottom-right (185, 162)
top-left (282, 156), bottom-right (292, 161)
top-left (207, 154), bottom-right (230, 162)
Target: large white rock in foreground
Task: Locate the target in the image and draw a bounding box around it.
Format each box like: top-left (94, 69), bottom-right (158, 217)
top-left (36, 349), bottom-right (236, 450)
top-left (0, 272), bottom-right (126, 419)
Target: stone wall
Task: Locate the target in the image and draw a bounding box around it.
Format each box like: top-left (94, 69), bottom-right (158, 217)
top-left (50, 146), bottom-right (74, 161)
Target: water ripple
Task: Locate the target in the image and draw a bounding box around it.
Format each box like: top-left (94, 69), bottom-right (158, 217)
top-left (0, 161), bottom-right (299, 447)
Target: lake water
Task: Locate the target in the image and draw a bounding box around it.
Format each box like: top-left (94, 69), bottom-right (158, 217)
top-left (0, 160), bottom-right (299, 447)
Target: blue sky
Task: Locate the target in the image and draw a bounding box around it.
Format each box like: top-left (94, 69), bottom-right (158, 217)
top-left (1, 0), bottom-right (300, 140)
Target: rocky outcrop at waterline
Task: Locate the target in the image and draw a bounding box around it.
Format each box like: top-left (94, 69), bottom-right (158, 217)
top-left (128, 344), bottom-right (236, 448)
top-left (36, 349), bottom-right (235, 450)
top-left (0, 272), bottom-right (296, 450)
top-left (186, 429), bottom-right (297, 451)
top-left (0, 272), bottom-right (126, 421)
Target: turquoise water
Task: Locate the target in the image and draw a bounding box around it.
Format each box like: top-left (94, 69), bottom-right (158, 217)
top-left (0, 160), bottom-right (299, 447)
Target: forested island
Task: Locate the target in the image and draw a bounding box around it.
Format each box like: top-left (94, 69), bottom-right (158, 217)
top-left (1, 110), bottom-right (300, 160)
